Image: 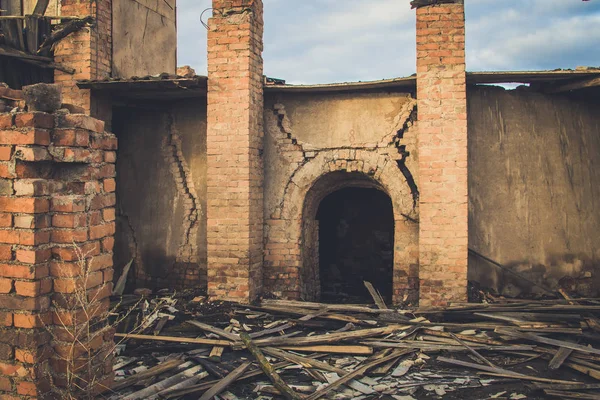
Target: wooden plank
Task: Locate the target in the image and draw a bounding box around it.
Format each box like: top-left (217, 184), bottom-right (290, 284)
top-left (240, 333), bottom-right (303, 400)
top-left (549, 77), bottom-right (600, 93)
top-left (32, 0), bottom-right (49, 15)
top-left (278, 345), bottom-right (374, 355)
top-left (262, 347), bottom-right (348, 375)
top-left (438, 356), bottom-right (581, 385)
top-left (208, 325), bottom-right (232, 362)
top-left (114, 332), bottom-right (233, 346)
top-left (496, 329), bottom-right (600, 356)
top-left (186, 320), bottom-right (240, 341)
top-left (364, 281), bottom-right (388, 309)
top-left (198, 362), bottom-right (252, 400)
top-left (251, 325), bottom-right (410, 347)
top-left (549, 347), bottom-right (574, 370)
top-left (112, 358), bottom-right (185, 391)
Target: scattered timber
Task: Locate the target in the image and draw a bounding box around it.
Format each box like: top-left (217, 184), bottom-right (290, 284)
top-left (105, 288), bottom-right (600, 399)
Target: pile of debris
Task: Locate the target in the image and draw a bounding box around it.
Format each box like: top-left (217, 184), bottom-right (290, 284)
top-left (101, 289), bottom-right (600, 399)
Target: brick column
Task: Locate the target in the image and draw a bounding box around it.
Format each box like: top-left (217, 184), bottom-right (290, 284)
top-left (415, 0), bottom-right (468, 306)
top-left (54, 0), bottom-right (112, 116)
top-left (206, 0), bottom-right (265, 302)
top-left (0, 105), bottom-right (117, 397)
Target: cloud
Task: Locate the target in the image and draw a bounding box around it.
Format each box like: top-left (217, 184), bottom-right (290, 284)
top-left (176, 0), bottom-right (600, 84)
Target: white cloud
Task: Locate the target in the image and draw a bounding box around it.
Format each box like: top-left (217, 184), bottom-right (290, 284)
top-left (176, 0), bottom-right (600, 83)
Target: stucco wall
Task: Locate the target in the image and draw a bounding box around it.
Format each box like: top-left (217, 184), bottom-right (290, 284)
top-left (262, 91), bottom-right (420, 303)
top-left (113, 99), bottom-right (207, 290)
top-left (468, 86), bottom-right (600, 297)
top-left (112, 0), bottom-right (177, 78)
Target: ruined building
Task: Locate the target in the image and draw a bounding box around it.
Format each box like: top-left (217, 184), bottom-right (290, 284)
top-left (0, 0), bottom-right (598, 396)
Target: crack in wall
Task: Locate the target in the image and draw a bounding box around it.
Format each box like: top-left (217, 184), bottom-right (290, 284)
top-left (164, 114), bottom-right (200, 263)
top-left (118, 206), bottom-right (143, 283)
top-left (395, 106), bottom-right (420, 208)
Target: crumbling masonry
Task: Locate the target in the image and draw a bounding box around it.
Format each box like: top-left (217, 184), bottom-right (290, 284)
top-left (0, 0), bottom-right (600, 397)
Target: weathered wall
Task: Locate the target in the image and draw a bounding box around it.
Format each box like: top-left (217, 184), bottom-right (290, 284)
top-left (112, 0), bottom-right (177, 78)
top-left (468, 86), bottom-right (600, 297)
top-left (113, 99), bottom-right (207, 290)
top-left (263, 91), bottom-right (420, 304)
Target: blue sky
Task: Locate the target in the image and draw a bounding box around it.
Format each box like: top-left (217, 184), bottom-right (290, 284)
top-left (177, 0), bottom-right (600, 84)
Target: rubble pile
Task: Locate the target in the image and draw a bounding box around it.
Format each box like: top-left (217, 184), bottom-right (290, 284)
top-left (102, 289), bottom-right (600, 399)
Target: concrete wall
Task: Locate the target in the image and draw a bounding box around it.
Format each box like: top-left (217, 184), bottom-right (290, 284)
top-left (112, 0), bottom-right (177, 78)
top-left (468, 86), bottom-right (600, 297)
top-left (113, 99), bottom-right (207, 290)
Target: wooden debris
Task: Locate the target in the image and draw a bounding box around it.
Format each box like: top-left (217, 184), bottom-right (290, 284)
top-left (549, 347), bottom-right (574, 370)
top-left (107, 292), bottom-right (600, 399)
top-left (240, 333), bottom-right (303, 400)
top-left (364, 281), bottom-right (388, 309)
top-left (198, 362), bottom-right (252, 400)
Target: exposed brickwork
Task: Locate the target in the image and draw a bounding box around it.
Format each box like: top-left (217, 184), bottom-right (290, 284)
top-left (54, 0), bottom-right (112, 116)
top-left (263, 100), bottom-right (420, 304)
top-left (0, 105), bottom-right (116, 398)
top-left (416, 3), bottom-right (468, 306)
top-left (206, 0), bottom-right (264, 302)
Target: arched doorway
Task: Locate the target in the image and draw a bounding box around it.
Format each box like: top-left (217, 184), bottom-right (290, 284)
top-left (301, 171), bottom-right (395, 303)
top-left (318, 187), bottom-right (394, 303)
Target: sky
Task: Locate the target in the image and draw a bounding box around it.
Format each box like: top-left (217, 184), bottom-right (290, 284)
top-left (176, 0), bottom-right (600, 85)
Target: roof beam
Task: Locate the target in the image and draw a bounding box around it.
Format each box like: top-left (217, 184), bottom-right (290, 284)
top-left (547, 77), bottom-right (600, 93)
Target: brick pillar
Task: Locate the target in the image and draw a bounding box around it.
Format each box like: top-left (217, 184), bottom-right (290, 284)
top-left (206, 0), bottom-right (264, 302)
top-left (0, 106), bottom-right (117, 397)
top-left (54, 0), bottom-right (112, 116)
top-left (416, 0), bottom-right (468, 307)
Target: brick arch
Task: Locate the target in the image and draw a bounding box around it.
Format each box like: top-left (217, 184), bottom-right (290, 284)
top-left (264, 149), bottom-right (419, 304)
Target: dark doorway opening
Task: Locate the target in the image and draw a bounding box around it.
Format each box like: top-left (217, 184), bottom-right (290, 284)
top-left (317, 187), bottom-right (394, 303)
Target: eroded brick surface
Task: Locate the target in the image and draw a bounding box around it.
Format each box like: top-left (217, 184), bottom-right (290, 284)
top-left (416, 3), bottom-right (468, 307)
top-left (54, 0), bottom-right (112, 115)
top-left (206, 0), bottom-right (264, 302)
top-left (0, 108), bottom-right (116, 398)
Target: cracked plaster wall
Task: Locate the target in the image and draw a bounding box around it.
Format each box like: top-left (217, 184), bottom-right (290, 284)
top-left (468, 86), bottom-right (600, 297)
top-left (263, 91), bottom-right (420, 303)
top-left (112, 100), bottom-right (207, 290)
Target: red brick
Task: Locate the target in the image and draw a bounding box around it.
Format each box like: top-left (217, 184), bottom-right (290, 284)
top-left (16, 380), bottom-right (36, 396)
top-left (101, 237), bottom-right (114, 252)
top-left (0, 376), bottom-right (11, 391)
top-left (13, 312), bottom-right (49, 328)
top-left (50, 229), bottom-right (88, 244)
top-left (0, 114), bottom-right (14, 129)
top-left (0, 278), bottom-right (12, 294)
top-left (0, 214), bottom-right (10, 229)
top-left (102, 208), bottom-right (115, 222)
top-left (0, 230), bottom-right (19, 245)
top-left (0, 147), bottom-right (12, 161)
top-left (18, 230), bottom-right (50, 246)
top-left (0, 312), bottom-right (11, 327)
top-left (14, 281), bottom-right (41, 297)
top-left (0, 264), bottom-right (36, 279)
top-left (14, 113), bottom-right (54, 129)
top-left (0, 197), bottom-right (49, 214)
top-left (52, 213), bottom-right (87, 228)
top-left (89, 223), bottom-right (114, 240)
top-left (50, 196), bottom-right (86, 212)
top-left (0, 129), bottom-right (50, 145)
top-left (58, 114), bottom-right (105, 133)
top-left (103, 178), bottom-right (116, 192)
top-left (90, 193), bottom-right (115, 210)
top-left (104, 151), bottom-right (116, 163)
top-left (51, 129), bottom-right (90, 147)
top-left (52, 242), bottom-right (100, 262)
top-left (15, 249), bottom-right (51, 264)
